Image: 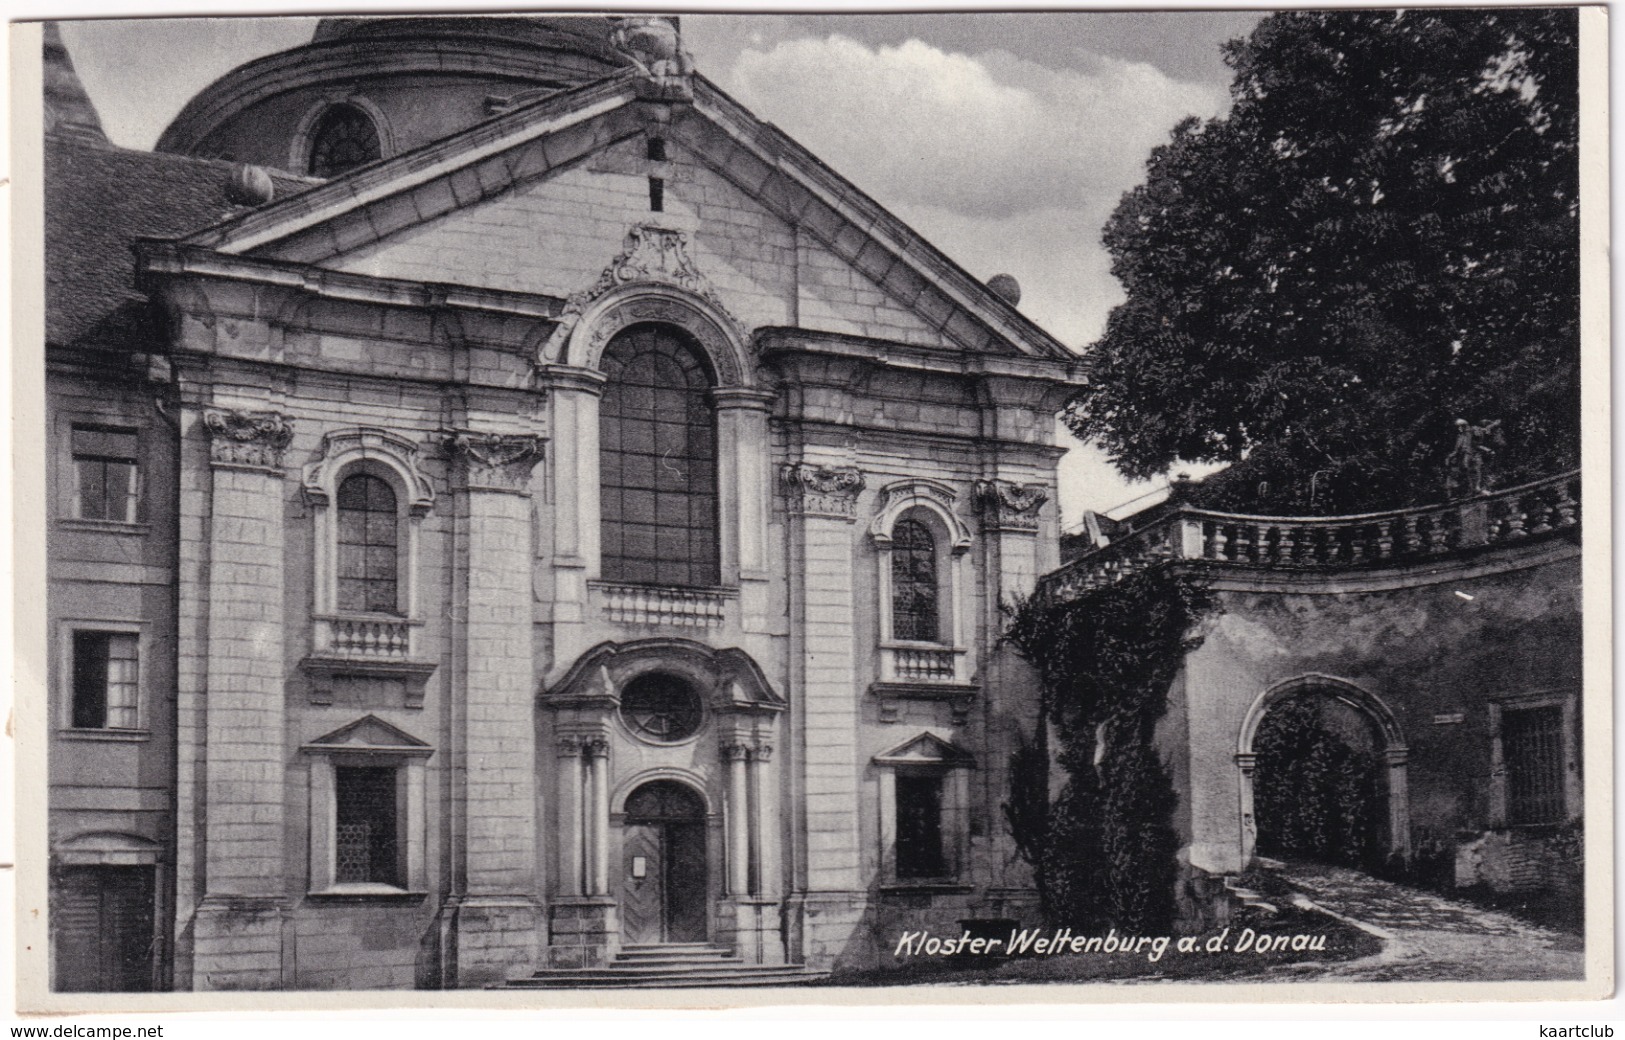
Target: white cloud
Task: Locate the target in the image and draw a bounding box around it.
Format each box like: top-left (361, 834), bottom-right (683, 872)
top-left (724, 35), bottom-right (1225, 219)
top-left (717, 34), bottom-right (1229, 516)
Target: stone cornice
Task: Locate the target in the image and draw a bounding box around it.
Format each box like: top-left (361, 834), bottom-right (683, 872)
top-left (754, 326), bottom-right (1086, 386)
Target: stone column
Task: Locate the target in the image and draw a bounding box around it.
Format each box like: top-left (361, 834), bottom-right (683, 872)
top-left (1385, 747), bottom-right (1412, 860)
top-left (725, 742), bottom-right (752, 896)
top-left (444, 431), bottom-right (545, 987)
top-left (751, 741), bottom-right (777, 901)
top-left (781, 462), bottom-right (865, 966)
top-left (1235, 752), bottom-right (1259, 867)
top-left (191, 407), bottom-right (293, 990)
top-left (536, 367), bottom-right (605, 664)
top-left (587, 737), bottom-right (611, 897)
top-left (712, 389), bottom-right (776, 625)
top-left (556, 736), bottom-right (584, 897)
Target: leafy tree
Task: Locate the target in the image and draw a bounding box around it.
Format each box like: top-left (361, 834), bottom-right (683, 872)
top-left (1068, 10), bottom-right (1579, 513)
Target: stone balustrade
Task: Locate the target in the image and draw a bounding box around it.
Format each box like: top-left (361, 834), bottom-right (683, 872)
top-left (1045, 470), bottom-right (1580, 602)
top-left (315, 615), bottom-right (416, 659)
top-left (592, 581), bottom-right (734, 627)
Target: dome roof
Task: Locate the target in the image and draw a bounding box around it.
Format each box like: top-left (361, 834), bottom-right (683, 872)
top-left (310, 15), bottom-right (628, 66)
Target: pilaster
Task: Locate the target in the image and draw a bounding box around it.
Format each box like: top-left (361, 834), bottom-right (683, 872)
top-left (192, 407), bottom-right (294, 989)
top-left (443, 430), bottom-right (545, 986)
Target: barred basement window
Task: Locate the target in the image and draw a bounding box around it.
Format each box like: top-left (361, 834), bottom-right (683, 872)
top-left (71, 631), bottom-right (139, 730)
top-left (307, 104), bottom-right (381, 178)
top-left (895, 773), bottom-right (946, 879)
top-left (890, 518), bottom-right (940, 642)
top-left (71, 426), bottom-right (139, 523)
top-left (1503, 705), bottom-right (1566, 825)
top-left (336, 473), bottom-right (400, 615)
top-left (334, 766), bottom-right (400, 886)
top-left (599, 324), bottom-right (719, 588)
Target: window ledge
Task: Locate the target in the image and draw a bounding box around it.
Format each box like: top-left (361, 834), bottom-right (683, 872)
top-left (307, 885), bottom-right (427, 903)
top-left (59, 727), bottom-right (150, 742)
top-left (880, 882), bottom-right (974, 896)
top-left (871, 681), bottom-right (979, 701)
top-left (58, 519), bottom-right (150, 536)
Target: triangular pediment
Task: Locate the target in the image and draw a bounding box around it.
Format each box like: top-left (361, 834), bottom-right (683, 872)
top-left (873, 731), bottom-right (976, 768)
top-left (304, 714), bottom-right (431, 753)
top-left (159, 73), bottom-right (1072, 361)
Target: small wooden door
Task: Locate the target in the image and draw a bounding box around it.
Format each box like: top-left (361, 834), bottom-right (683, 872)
top-left (620, 781), bottom-right (708, 944)
top-left (51, 866), bottom-right (155, 992)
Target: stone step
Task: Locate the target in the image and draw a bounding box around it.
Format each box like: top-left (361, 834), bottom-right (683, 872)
top-left (505, 964), bottom-right (828, 990)
top-left (615, 944), bottom-right (737, 963)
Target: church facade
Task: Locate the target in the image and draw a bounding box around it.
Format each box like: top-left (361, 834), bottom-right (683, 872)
top-left (42, 17), bottom-right (1082, 990)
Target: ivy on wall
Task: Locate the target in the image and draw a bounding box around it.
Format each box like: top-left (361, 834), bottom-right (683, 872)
top-left (1002, 569), bottom-right (1216, 932)
top-left (1253, 696), bottom-right (1380, 868)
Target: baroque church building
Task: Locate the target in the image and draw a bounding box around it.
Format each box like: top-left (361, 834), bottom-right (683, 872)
top-left (43, 17), bottom-right (1083, 990)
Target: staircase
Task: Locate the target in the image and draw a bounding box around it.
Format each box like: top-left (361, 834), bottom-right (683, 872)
top-left (503, 943), bottom-right (830, 989)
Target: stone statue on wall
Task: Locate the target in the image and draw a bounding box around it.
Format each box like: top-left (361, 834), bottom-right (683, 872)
top-left (1444, 418), bottom-right (1502, 498)
top-left (609, 16), bottom-right (695, 100)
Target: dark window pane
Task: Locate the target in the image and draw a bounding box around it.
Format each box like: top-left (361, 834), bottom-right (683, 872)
top-left (335, 474), bottom-right (400, 615)
top-left (599, 324), bottom-right (719, 587)
top-left (335, 766), bottom-right (399, 886)
top-left (308, 105), bottom-right (381, 178)
top-left (71, 631), bottom-right (111, 728)
top-left (72, 426), bottom-right (140, 522)
top-left (1505, 706), bottom-right (1566, 825)
top-left (620, 674), bottom-right (704, 742)
top-left (892, 518), bottom-right (940, 642)
top-left (896, 774), bottom-right (946, 879)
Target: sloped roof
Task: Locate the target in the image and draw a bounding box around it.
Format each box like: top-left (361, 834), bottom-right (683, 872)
top-left (163, 71), bottom-right (1076, 362)
top-left (44, 137), bottom-right (314, 349)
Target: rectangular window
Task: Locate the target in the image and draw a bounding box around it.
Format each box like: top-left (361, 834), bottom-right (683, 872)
top-left (1504, 705), bottom-right (1566, 825)
top-left (335, 765), bottom-right (401, 886)
top-left (71, 426), bottom-right (140, 523)
top-left (71, 631), bottom-right (139, 729)
top-left (895, 774), bottom-right (946, 879)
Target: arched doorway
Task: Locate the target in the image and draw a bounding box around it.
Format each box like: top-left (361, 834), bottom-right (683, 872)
top-left (1236, 676), bottom-right (1409, 869)
top-left (620, 780), bottom-right (709, 944)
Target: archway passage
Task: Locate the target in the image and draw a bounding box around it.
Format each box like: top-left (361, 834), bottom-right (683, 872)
top-left (1252, 694), bottom-right (1387, 869)
top-left (620, 780), bottom-right (708, 944)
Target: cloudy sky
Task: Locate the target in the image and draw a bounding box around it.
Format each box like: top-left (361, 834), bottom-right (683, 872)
top-left (51, 6), bottom-right (1260, 522)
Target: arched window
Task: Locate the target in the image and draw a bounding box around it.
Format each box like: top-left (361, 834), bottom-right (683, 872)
top-left (599, 324), bottom-right (718, 587)
top-left (336, 473), bottom-right (399, 614)
top-left (307, 104), bottom-right (380, 178)
top-left (890, 518), bottom-right (939, 642)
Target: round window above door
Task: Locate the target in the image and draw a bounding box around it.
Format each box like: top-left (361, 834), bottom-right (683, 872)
top-left (619, 673), bottom-right (704, 743)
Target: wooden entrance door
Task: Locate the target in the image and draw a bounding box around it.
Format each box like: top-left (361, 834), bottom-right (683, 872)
top-left (620, 781), bottom-right (708, 944)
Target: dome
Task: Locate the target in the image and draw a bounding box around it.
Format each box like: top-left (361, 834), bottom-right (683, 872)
top-left (310, 15), bottom-right (628, 67)
top-left (156, 14), bottom-right (647, 173)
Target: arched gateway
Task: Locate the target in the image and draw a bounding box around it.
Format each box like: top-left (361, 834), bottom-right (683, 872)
top-left (1235, 675), bottom-right (1410, 868)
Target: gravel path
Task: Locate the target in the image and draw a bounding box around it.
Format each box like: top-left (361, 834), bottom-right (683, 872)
top-left (1255, 861), bottom-right (1585, 982)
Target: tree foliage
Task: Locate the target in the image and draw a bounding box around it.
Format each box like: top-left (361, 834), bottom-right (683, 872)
top-left (1068, 10), bottom-right (1579, 513)
top-left (1253, 696), bottom-right (1380, 868)
top-left (1002, 571), bottom-right (1215, 931)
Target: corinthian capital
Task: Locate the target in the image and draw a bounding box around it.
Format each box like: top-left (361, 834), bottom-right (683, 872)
top-left (445, 432), bottom-right (545, 494)
top-left (975, 479), bottom-right (1048, 532)
top-left (781, 463), bottom-right (865, 520)
top-left (203, 407), bottom-right (293, 472)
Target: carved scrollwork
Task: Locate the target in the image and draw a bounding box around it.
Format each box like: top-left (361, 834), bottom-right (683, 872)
top-left (781, 463), bottom-right (865, 520)
top-left (975, 479), bottom-right (1049, 532)
top-left (444, 432), bottom-right (545, 494)
top-left (203, 407), bottom-right (293, 472)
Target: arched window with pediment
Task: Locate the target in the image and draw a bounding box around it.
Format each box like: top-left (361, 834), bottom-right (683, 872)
top-left (599, 324), bottom-right (719, 588)
top-left (336, 473), bottom-right (400, 615)
top-left (890, 517), bottom-right (940, 643)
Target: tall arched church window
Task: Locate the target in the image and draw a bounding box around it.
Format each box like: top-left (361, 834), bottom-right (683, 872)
top-left (890, 518), bottom-right (940, 642)
top-left (307, 104), bottom-right (380, 178)
top-left (600, 324), bottom-right (719, 588)
top-left (336, 473), bottom-right (399, 614)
